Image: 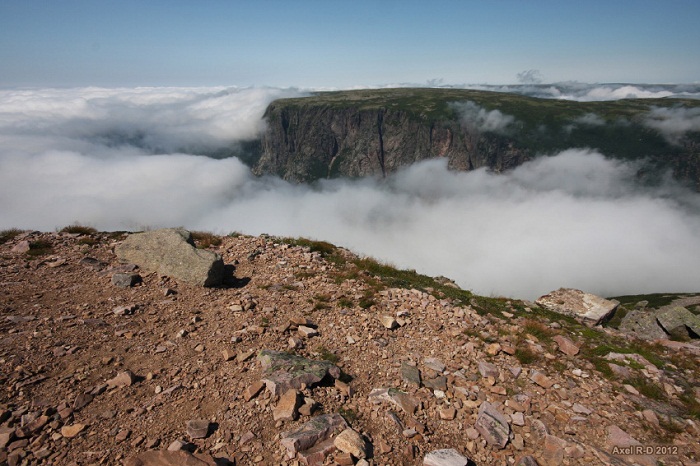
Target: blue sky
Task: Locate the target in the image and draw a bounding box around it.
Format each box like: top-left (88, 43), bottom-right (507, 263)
top-left (1, 0), bottom-right (699, 88)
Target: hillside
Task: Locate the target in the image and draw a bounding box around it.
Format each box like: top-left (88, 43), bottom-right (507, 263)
top-left (251, 88), bottom-right (700, 188)
top-left (0, 228), bottom-right (699, 465)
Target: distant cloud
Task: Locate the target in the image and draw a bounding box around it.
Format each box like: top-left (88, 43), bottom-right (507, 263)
top-left (643, 106), bottom-right (700, 144)
top-left (1, 87), bottom-right (700, 300)
top-left (461, 82), bottom-right (700, 102)
top-left (451, 101), bottom-right (517, 135)
top-left (517, 69), bottom-right (544, 85)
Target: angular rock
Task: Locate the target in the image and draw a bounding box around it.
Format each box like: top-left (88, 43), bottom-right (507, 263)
top-left (619, 310), bottom-right (667, 340)
top-left (107, 370), bottom-right (137, 388)
top-left (400, 361), bottom-right (421, 387)
top-left (529, 370), bottom-right (554, 389)
top-left (656, 306), bottom-right (700, 339)
top-left (280, 413), bottom-right (348, 458)
top-left (115, 228), bottom-right (224, 287)
top-left (605, 425), bottom-right (640, 449)
top-left (535, 288), bottom-right (618, 326)
top-left (540, 434), bottom-right (566, 466)
top-left (474, 401), bottom-right (510, 449)
top-left (273, 389), bottom-right (301, 421)
top-left (368, 388), bottom-right (419, 414)
top-left (333, 428), bottom-right (367, 459)
top-left (380, 315), bottom-right (398, 330)
top-left (61, 423), bottom-right (86, 438)
top-left (258, 350), bottom-right (341, 396)
top-left (424, 357), bottom-right (446, 373)
top-left (243, 380), bottom-right (265, 401)
top-left (478, 360), bottom-right (499, 378)
top-left (423, 448), bottom-right (470, 466)
top-left (515, 455), bottom-right (539, 466)
top-left (552, 335), bottom-right (579, 356)
top-left (185, 419), bottom-right (212, 439)
top-left (111, 272), bottom-right (141, 288)
top-left (124, 450), bottom-right (217, 466)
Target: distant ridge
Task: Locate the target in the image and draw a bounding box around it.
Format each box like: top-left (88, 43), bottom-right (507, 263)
top-left (245, 88), bottom-right (700, 189)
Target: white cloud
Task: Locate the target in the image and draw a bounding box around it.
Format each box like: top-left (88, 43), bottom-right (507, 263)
top-left (1, 87), bottom-right (700, 301)
top-left (643, 106), bottom-right (700, 144)
top-left (451, 101), bottom-right (516, 134)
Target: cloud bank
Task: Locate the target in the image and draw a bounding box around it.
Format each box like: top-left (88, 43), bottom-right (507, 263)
top-left (2, 87), bottom-right (700, 300)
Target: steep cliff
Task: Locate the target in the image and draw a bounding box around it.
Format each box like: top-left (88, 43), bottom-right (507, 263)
top-left (254, 88), bottom-right (700, 188)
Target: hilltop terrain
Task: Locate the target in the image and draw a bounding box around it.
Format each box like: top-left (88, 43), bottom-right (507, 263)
top-left (248, 88), bottom-right (700, 188)
top-left (0, 228), bottom-right (699, 465)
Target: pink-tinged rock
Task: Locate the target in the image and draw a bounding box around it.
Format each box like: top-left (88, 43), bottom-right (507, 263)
top-left (515, 455), bottom-right (539, 466)
top-left (333, 428), bottom-right (368, 459)
top-left (273, 389), bottom-right (301, 421)
top-left (60, 423), bottom-right (86, 438)
top-left (552, 335), bottom-right (579, 356)
top-left (106, 370), bottom-right (137, 388)
top-left (124, 450), bottom-right (218, 466)
top-left (474, 401), bottom-right (510, 449)
top-left (529, 370), bottom-right (554, 389)
top-left (477, 360), bottom-right (499, 378)
top-left (423, 448), bottom-right (470, 466)
top-left (605, 425), bottom-right (640, 449)
top-left (368, 388), bottom-right (418, 414)
top-left (540, 434), bottom-right (567, 466)
top-left (11, 241), bottom-right (30, 253)
top-left (280, 413), bottom-right (348, 458)
top-left (535, 288), bottom-right (618, 326)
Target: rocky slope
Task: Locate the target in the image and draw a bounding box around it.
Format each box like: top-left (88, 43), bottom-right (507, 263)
top-left (253, 88), bottom-right (700, 188)
top-left (0, 228), bottom-right (699, 465)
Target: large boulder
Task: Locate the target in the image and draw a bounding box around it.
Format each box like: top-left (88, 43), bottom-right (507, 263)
top-left (655, 306), bottom-right (700, 339)
top-left (535, 288), bottom-right (618, 327)
top-left (619, 310), bottom-right (668, 340)
top-left (115, 228), bottom-right (224, 287)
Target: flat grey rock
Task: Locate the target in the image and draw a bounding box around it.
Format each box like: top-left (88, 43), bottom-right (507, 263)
top-left (115, 228), bottom-right (224, 287)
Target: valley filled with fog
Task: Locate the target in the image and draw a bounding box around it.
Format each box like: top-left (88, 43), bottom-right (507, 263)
top-left (2, 84), bottom-right (699, 299)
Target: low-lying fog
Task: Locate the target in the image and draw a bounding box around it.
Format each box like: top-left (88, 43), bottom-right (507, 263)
top-left (2, 85), bottom-right (699, 300)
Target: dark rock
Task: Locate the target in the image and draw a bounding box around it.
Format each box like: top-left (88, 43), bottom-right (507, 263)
top-left (400, 362), bottom-right (421, 387)
top-left (258, 350), bottom-right (341, 395)
top-left (111, 272), bottom-right (141, 288)
top-left (115, 228), bottom-right (224, 287)
top-left (185, 419), bottom-right (212, 439)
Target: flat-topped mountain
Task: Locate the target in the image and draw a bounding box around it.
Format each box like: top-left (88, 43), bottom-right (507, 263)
top-left (250, 88), bottom-right (700, 188)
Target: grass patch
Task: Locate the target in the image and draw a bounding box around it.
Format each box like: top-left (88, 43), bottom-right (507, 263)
top-left (191, 231), bottom-right (222, 249)
top-left (514, 345), bottom-right (540, 365)
top-left (604, 306), bottom-right (629, 329)
top-left (316, 346), bottom-right (340, 364)
top-left (608, 292), bottom-right (700, 310)
top-left (522, 319), bottom-right (556, 341)
top-left (0, 228), bottom-right (24, 244)
top-left (337, 297), bottom-right (354, 308)
top-left (26, 240), bottom-right (53, 257)
top-left (625, 376), bottom-right (666, 401)
top-left (59, 224), bottom-right (98, 236)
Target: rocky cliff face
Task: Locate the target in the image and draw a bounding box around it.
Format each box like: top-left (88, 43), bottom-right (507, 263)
top-left (252, 88), bottom-right (700, 189)
top-left (256, 100), bottom-right (530, 182)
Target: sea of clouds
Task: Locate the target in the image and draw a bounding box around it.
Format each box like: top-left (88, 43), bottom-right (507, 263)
top-left (1, 84), bottom-right (699, 300)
